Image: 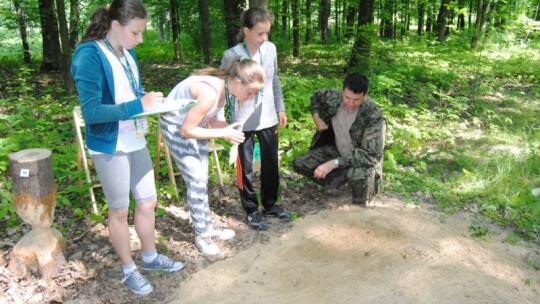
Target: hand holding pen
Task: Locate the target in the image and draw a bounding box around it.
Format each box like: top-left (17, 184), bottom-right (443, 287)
top-left (138, 89), bottom-right (165, 112)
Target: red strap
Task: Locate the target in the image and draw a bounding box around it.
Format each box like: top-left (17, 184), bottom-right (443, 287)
top-left (236, 155), bottom-right (243, 190)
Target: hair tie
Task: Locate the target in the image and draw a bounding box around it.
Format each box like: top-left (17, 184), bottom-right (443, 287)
top-left (240, 56), bottom-right (249, 62)
top-left (105, 4), bottom-right (111, 12)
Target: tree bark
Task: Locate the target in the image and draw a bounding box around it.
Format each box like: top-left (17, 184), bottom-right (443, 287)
top-left (380, 0), bottom-right (395, 38)
top-left (198, 0), bottom-right (211, 63)
top-left (457, 0), bottom-right (466, 30)
top-left (471, 0), bottom-right (492, 49)
top-left (426, 2), bottom-right (434, 32)
top-left (8, 148), bottom-right (65, 279)
top-left (224, 0), bottom-right (245, 48)
top-left (348, 0), bottom-right (375, 74)
top-left (55, 0), bottom-right (74, 93)
top-left (170, 0), bottom-right (182, 61)
top-left (319, 0), bottom-right (331, 42)
top-left (13, 0), bottom-right (31, 64)
top-left (69, 0), bottom-right (79, 49)
top-left (345, 2), bottom-right (356, 39)
top-left (249, 0), bottom-right (268, 8)
top-left (305, 0), bottom-right (312, 43)
top-left (292, 0), bottom-right (300, 57)
top-left (417, 1), bottom-right (425, 36)
top-left (436, 0), bottom-right (451, 41)
top-left (282, 0), bottom-right (288, 34)
top-left (38, 0), bottom-right (62, 71)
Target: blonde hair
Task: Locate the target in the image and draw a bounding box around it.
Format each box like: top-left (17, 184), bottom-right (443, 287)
top-left (192, 56), bottom-right (265, 85)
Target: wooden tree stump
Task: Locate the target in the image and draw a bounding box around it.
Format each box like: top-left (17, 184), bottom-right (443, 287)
top-left (8, 148), bottom-right (66, 279)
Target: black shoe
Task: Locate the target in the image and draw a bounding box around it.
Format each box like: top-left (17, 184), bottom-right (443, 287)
top-left (246, 211), bottom-right (268, 231)
top-left (262, 205), bottom-right (292, 220)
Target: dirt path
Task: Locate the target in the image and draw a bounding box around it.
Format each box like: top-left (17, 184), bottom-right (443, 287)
top-left (166, 194), bottom-right (539, 304)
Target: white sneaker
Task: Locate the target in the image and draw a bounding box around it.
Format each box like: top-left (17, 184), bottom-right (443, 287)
top-left (195, 236), bottom-right (220, 256)
top-left (209, 223), bottom-right (236, 241)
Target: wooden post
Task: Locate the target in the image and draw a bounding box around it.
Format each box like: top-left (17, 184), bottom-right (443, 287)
top-left (8, 148), bottom-right (66, 279)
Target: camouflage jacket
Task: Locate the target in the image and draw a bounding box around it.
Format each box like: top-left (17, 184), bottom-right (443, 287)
top-left (310, 88), bottom-right (385, 179)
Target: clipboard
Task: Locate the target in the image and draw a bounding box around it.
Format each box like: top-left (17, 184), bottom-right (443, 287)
top-left (131, 98), bottom-right (200, 118)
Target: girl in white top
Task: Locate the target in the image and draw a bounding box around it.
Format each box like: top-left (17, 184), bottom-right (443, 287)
top-left (160, 57), bottom-right (265, 255)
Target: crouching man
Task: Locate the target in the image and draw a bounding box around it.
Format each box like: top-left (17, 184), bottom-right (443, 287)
top-left (293, 73), bottom-right (385, 205)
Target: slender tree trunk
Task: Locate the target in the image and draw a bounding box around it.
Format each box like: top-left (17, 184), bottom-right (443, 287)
top-left (417, 1), bottom-right (425, 36)
top-left (292, 0), bottom-right (300, 57)
top-left (319, 0), bottom-right (331, 42)
top-left (468, 0), bottom-right (473, 29)
top-left (55, 0), bottom-right (74, 93)
top-left (348, 0), bottom-right (375, 74)
top-left (68, 0), bottom-right (78, 49)
top-left (436, 0), bottom-right (451, 41)
top-left (13, 0), bottom-right (31, 64)
top-left (457, 0), bottom-right (465, 30)
top-left (198, 0), bottom-right (211, 63)
top-left (426, 2), bottom-right (433, 32)
top-left (381, 0), bottom-right (394, 38)
top-left (305, 0), bottom-right (312, 43)
top-left (38, 0), bottom-right (62, 71)
top-left (471, 0), bottom-right (492, 49)
top-left (334, 0), bottom-right (340, 41)
top-left (249, 0), bottom-right (268, 8)
top-left (345, 2), bottom-right (356, 39)
top-left (170, 0), bottom-right (182, 61)
top-left (282, 0), bottom-right (288, 34)
top-left (224, 0), bottom-right (244, 48)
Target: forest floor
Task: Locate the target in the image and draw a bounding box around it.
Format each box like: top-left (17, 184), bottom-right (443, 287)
top-left (1, 173), bottom-right (539, 304)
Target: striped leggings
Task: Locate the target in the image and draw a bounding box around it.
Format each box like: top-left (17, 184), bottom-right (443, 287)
top-left (160, 120), bottom-right (212, 236)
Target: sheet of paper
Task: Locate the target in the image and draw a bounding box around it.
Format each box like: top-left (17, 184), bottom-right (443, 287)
top-left (131, 98), bottom-right (199, 118)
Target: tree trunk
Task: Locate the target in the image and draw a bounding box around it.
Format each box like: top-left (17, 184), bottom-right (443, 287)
top-left (170, 0), bottom-right (182, 61)
top-left (249, 0), bottom-right (268, 8)
top-left (426, 2), bottom-right (433, 32)
top-left (38, 0), bottom-right (62, 71)
top-left (319, 0), bottom-right (331, 42)
top-left (457, 0), bottom-right (465, 30)
top-left (436, 0), bottom-right (451, 41)
top-left (198, 0), bottom-right (211, 63)
top-left (471, 0), bottom-right (492, 49)
top-left (8, 149), bottom-right (65, 279)
top-left (224, 0), bottom-right (245, 48)
top-left (55, 0), bottom-right (74, 94)
top-left (345, 2), bottom-right (356, 39)
top-left (292, 0), bottom-right (300, 57)
top-left (348, 0), bottom-right (375, 74)
top-left (417, 1), bottom-right (425, 36)
top-left (13, 0), bottom-right (31, 64)
top-left (282, 0), bottom-right (288, 34)
top-left (334, 0), bottom-right (340, 41)
top-left (69, 0), bottom-right (79, 49)
top-left (381, 0), bottom-right (394, 38)
top-left (305, 0), bottom-right (312, 43)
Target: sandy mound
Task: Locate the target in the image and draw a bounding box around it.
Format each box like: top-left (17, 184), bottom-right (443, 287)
top-left (166, 195), bottom-right (539, 304)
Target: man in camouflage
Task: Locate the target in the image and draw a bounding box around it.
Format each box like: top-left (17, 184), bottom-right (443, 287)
top-left (293, 73), bottom-right (385, 205)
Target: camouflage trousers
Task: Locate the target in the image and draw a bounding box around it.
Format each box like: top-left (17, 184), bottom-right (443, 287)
top-left (292, 145), bottom-right (380, 204)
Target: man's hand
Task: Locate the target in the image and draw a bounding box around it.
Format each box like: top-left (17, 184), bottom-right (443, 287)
top-left (313, 159), bottom-right (338, 179)
top-left (313, 113), bottom-right (328, 131)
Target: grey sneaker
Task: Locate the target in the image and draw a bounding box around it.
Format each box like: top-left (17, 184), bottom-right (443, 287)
top-left (195, 236), bottom-right (220, 256)
top-left (141, 254), bottom-right (184, 272)
top-left (262, 205), bottom-right (292, 220)
top-left (208, 223), bottom-right (236, 241)
top-left (246, 211), bottom-right (268, 230)
top-left (121, 269), bottom-right (153, 296)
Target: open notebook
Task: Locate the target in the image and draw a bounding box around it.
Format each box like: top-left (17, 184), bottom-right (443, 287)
top-left (131, 98), bottom-right (199, 118)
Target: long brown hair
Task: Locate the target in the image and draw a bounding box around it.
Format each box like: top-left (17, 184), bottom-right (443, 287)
top-left (236, 8), bottom-right (275, 42)
top-left (80, 0), bottom-right (147, 43)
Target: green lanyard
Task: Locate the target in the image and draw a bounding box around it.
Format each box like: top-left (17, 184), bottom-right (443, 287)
top-left (103, 38), bottom-right (142, 97)
top-left (225, 77), bottom-right (235, 124)
top-left (103, 38), bottom-right (147, 137)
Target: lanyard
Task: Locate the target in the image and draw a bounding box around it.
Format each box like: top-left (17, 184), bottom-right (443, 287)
top-left (241, 41), bottom-right (265, 100)
top-left (242, 41), bottom-right (263, 63)
top-left (224, 77), bottom-right (235, 124)
top-left (103, 37), bottom-right (142, 97)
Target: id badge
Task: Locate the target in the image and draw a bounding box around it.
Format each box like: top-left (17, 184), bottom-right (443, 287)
top-left (134, 118), bottom-right (148, 138)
